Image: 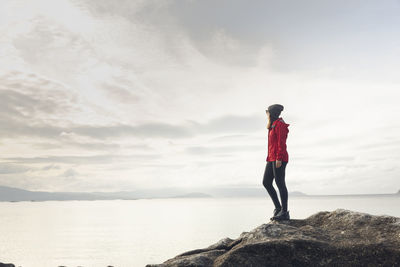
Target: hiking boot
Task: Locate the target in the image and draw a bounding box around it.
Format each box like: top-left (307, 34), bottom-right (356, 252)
top-left (270, 207), bottom-right (281, 220)
top-left (273, 207), bottom-right (281, 216)
top-left (272, 210), bottom-right (290, 221)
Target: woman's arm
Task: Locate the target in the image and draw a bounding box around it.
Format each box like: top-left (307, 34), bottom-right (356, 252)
top-left (275, 123), bottom-right (288, 161)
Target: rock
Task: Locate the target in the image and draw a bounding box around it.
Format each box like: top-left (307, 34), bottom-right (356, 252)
top-left (146, 209), bottom-right (400, 267)
top-left (0, 263), bottom-right (15, 267)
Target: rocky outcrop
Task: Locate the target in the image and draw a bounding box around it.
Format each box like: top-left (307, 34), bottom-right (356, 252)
top-left (146, 209), bottom-right (400, 267)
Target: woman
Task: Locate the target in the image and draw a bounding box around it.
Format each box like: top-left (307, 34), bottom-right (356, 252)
top-left (262, 104), bottom-right (290, 221)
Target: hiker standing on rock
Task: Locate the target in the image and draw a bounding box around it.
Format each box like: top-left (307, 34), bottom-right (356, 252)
top-left (263, 104), bottom-right (290, 221)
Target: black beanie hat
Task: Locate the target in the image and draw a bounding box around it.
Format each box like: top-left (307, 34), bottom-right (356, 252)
top-left (267, 104), bottom-right (284, 118)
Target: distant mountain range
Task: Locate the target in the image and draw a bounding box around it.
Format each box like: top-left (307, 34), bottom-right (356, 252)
top-left (0, 185), bottom-right (398, 202)
top-left (0, 185), bottom-right (127, 201)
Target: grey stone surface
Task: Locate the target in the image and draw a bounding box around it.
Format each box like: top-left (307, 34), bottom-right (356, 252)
top-left (146, 209), bottom-right (400, 267)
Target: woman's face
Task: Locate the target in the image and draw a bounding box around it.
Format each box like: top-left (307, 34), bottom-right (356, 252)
top-left (266, 110), bottom-right (270, 119)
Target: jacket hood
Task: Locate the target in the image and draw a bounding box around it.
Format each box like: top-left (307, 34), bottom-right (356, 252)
top-left (273, 117), bottom-right (290, 127)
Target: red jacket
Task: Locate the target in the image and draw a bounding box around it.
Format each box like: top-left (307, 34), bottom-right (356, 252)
top-left (266, 117), bottom-right (290, 162)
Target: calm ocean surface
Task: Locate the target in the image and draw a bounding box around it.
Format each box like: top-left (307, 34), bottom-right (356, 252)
top-left (0, 196), bottom-right (399, 267)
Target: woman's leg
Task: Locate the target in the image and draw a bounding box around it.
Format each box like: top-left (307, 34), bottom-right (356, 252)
top-left (262, 161), bottom-right (281, 209)
top-left (272, 161), bottom-right (288, 212)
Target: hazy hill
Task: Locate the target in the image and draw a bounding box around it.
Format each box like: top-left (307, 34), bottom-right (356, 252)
top-left (0, 185), bottom-right (306, 201)
top-left (0, 185), bottom-right (128, 201)
top-left (1, 185), bottom-right (397, 202)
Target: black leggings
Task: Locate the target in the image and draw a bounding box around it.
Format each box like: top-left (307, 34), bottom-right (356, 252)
top-left (262, 161), bottom-right (288, 211)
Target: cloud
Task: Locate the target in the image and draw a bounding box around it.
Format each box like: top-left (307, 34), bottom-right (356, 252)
top-left (0, 71), bottom-right (80, 120)
top-left (100, 82), bottom-right (141, 104)
top-left (41, 164), bottom-right (61, 170)
top-left (189, 114), bottom-right (264, 134)
top-left (3, 154), bottom-right (161, 165)
top-left (0, 163), bottom-right (31, 174)
top-left (71, 122), bottom-right (194, 139)
top-left (32, 140), bottom-right (122, 151)
top-left (184, 144), bottom-right (261, 155)
top-left (0, 74), bottom-right (266, 141)
top-left (60, 168), bottom-right (79, 177)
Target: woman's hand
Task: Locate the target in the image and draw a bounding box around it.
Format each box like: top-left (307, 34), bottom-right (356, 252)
top-left (276, 160), bottom-right (282, 168)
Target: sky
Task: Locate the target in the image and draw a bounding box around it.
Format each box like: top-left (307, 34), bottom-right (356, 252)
top-left (0, 0), bottom-right (399, 195)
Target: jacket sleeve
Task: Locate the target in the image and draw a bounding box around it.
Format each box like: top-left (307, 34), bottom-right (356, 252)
top-left (275, 123), bottom-right (288, 161)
